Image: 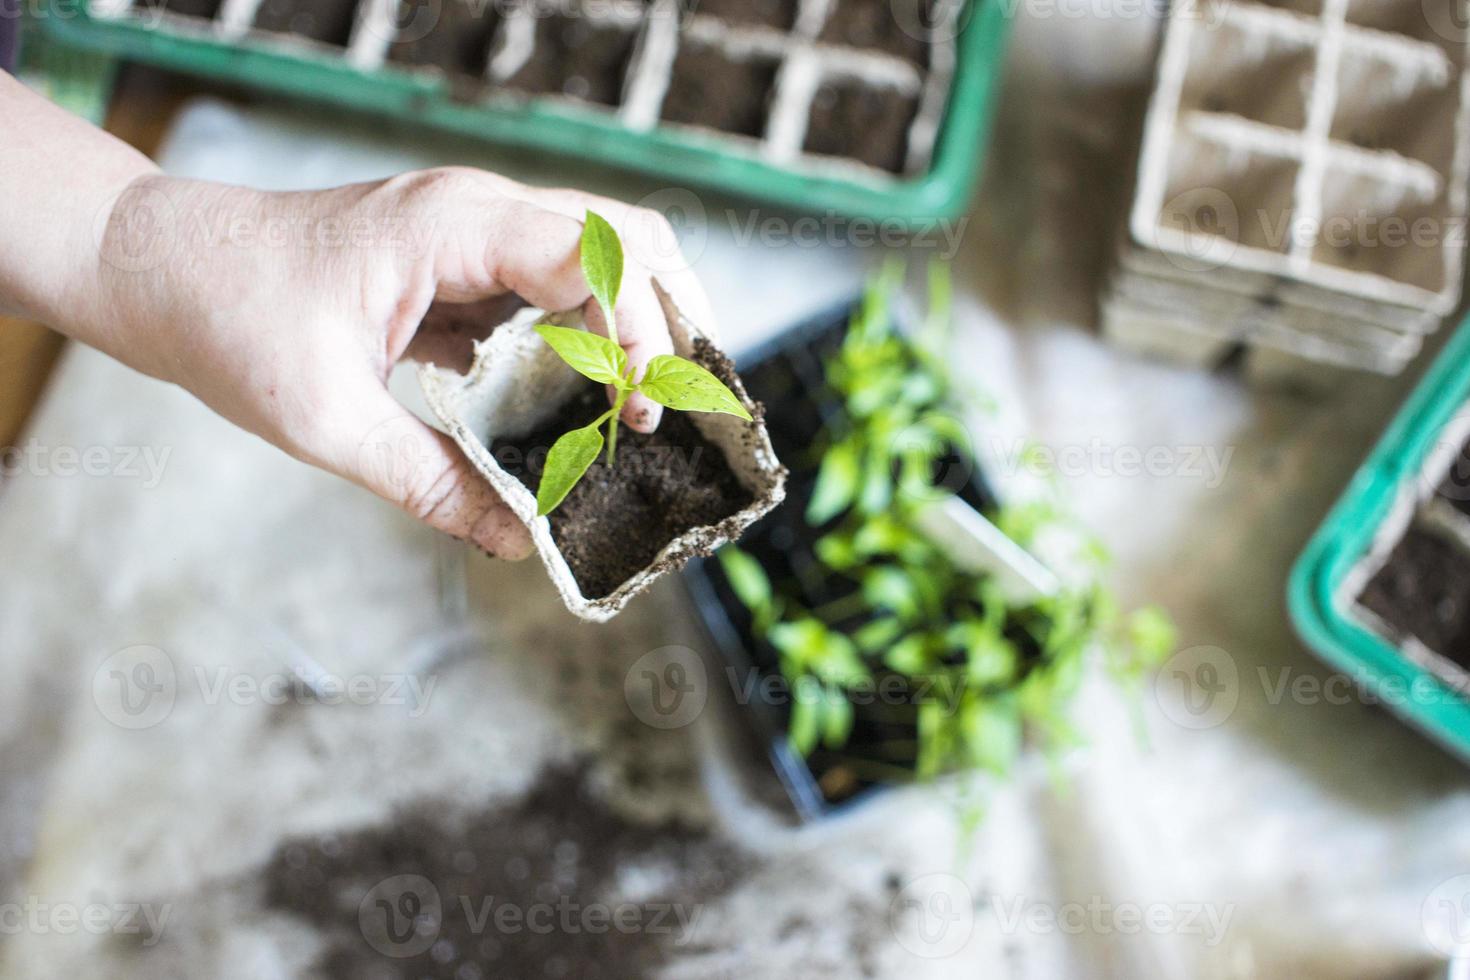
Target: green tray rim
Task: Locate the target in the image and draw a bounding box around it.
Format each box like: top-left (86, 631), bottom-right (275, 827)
top-left (1288, 312), bottom-right (1470, 762)
top-left (39, 0), bottom-right (1012, 222)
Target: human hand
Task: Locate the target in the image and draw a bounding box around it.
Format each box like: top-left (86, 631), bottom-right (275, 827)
top-left (89, 167), bottom-right (712, 559)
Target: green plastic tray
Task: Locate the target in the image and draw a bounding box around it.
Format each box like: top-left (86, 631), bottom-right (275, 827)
top-left (39, 1), bottom-right (1010, 222)
top-left (1290, 314), bottom-right (1470, 762)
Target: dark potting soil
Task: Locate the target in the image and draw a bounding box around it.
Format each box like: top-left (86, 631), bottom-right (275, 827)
top-left (692, 0), bottom-right (800, 29)
top-left (253, 0), bottom-right (359, 45)
top-left (493, 340), bottom-right (758, 600)
top-left (819, 0), bottom-right (934, 65)
top-left (1359, 523), bottom-right (1470, 668)
top-left (264, 763), bottom-right (745, 979)
top-left (804, 79), bottom-right (919, 172)
top-left (661, 42), bottom-right (780, 138)
top-left (502, 14), bottom-right (638, 106)
top-left (388, 0), bottom-right (501, 78)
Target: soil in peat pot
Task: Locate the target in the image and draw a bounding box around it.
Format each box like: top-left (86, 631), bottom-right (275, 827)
top-left (493, 340), bottom-right (759, 600)
top-left (253, 0), bottom-right (359, 45)
top-left (804, 79), bottom-right (919, 172)
top-left (502, 14), bottom-right (640, 106)
top-left (661, 41), bottom-right (780, 138)
top-left (388, 0), bottom-right (502, 79)
top-left (1359, 523), bottom-right (1470, 667)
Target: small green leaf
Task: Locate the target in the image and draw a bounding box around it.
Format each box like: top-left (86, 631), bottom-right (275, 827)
top-left (535, 422), bottom-right (605, 517)
top-left (718, 547), bottom-right (772, 614)
top-left (637, 355), bottom-right (752, 420)
top-left (788, 695), bottom-right (821, 757)
top-left (535, 324), bottom-right (629, 386)
top-left (884, 634), bottom-right (930, 675)
top-left (822, 693), bottom-right (854, 749)
top-left (806, 439), bottom-right (860, 525)
top-left (1128, 606), bottom-right (1177, 664)
top-left (863, 566), bottom-right (920, 620)
top-left (581, 211), bottom-right (624, 337)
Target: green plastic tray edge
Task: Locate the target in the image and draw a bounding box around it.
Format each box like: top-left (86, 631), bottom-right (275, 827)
top-left (1288, 314), bottom-right (1470, 762)
top-left (39, 0), bottom-right (1012, 222)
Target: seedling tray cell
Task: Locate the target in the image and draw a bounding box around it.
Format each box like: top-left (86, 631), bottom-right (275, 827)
top-left (682, 297), bottom-right (1001, 821)
top-left (1291, 312), bottom-right (1470, 762)
top-left (1107, 0), bottom-right (1470, 377)
top-left (40, 0), bottom-right (1011, 222)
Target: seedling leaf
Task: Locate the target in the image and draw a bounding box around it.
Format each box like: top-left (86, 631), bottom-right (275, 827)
top-left (638, 355), bottom-right (752, 420)
top-left (718, 547), bottom-right (772, 613)
top-left (806, 439), bottom-right (860, 524)
top-left (581, 211), bottom-right (623, 342)
top-left (536, 422), bottom-right (605, 517)
top-left (535, 324), bottom-right (629, 386)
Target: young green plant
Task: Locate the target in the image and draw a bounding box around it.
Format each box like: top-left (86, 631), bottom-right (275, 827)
top-left (533, 211), bottom-right (752, 517)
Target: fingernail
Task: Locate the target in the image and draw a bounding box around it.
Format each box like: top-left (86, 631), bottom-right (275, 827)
top-left (626, 396), bottom-right (662, 433)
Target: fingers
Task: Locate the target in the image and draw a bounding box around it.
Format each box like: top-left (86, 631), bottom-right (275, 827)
top-left (530, 187), bottom-right (719, 340)
top-left (398, 170), bottom-right (710, 433)
top-left (580, 273), bottom-right (674, 433)
top-left (331, 386), bottom-right (533, 561)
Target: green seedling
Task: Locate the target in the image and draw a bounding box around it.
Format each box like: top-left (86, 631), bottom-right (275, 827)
top-left (719, 260), bottom-right (1177, 794)
top-left (534, 211), bottom-right (751, 517)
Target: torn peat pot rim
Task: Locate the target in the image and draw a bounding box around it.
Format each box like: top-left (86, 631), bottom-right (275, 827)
top-left (419, 215), bottom-right (785, 623)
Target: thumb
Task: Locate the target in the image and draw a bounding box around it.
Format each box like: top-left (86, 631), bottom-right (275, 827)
top-left (336, 388), bottom-right (533, 561)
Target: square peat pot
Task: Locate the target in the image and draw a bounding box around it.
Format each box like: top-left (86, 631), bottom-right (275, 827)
top-left (682, 297), bottom-right (1004, 822)
top-left (1290, 312), bottom-right (1470, 762)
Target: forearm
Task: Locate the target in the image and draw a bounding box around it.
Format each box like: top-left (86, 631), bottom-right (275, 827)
top-left (0, 70), bottom-right (159, 340)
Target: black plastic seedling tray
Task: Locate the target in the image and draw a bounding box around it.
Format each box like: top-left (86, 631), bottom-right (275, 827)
top-left (682, 296), bottom-right (997, 821)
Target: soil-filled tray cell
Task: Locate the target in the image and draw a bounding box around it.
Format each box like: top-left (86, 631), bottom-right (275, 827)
top-left (1159, 134), bottom-right (1300, 255)
top-left (1329, 48), bottom-right (1457, 174)
top-left (1178, 20), bottom-right (1317, 129)
top-left (389, 0), bottom-right (502, 78)
top-left (1359, 523), bottom-right (1470, 667)
top-left (502, 13), bottom-right (640, 106)
top-left (1311, 167), bottom-right (1449, 292)
top-left (159, 0), bottom-right (223, 19)
top-left (253, 0), bottom-right (360, 45)
top-left (660, 40), bottom-right (780, 138)
top-left (819, 0), bottom-right (933, 65)
top-left (804, 79), bottom-right (920, 173)
top-left (692, 0), bottom-right (800, 30)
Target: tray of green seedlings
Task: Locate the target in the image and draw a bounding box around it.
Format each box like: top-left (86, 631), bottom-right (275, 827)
top-left (683, 266), bottom-right (1174, 820)
top-left (1292, 313), bottom-right (1470, 760)
top-left (40, 0), bottom-right (1012, 221)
